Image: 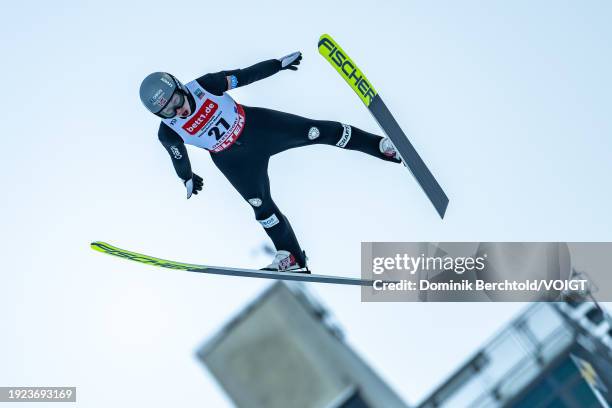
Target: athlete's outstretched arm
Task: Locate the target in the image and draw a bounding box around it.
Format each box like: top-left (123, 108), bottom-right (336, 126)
top-left (158, 123), bottom-right (203, 198)
top-left (196, 52), bottom-right (302, 95)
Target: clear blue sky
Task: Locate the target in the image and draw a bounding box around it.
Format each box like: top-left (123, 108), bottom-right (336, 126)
top-left (1, 0), bottom-right (611, 406)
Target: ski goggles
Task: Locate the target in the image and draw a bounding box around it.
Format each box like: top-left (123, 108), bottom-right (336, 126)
top-left (157, 90), bottom-right (186, 119)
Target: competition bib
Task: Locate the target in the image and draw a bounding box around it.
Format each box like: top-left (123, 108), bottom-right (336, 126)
top-left (162, 80), bottom-right (245, 152)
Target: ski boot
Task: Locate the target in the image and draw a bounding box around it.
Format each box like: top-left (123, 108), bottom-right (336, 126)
top-left (262, 250), bottom-right (310, 274)
top-left (379, 137), bottom-right (402, 162)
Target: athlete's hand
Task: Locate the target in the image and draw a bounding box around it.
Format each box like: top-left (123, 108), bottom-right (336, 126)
top-left (184, 173), bottom-right (203, 199)
top-left (278, 51), bottom-right (302, 71)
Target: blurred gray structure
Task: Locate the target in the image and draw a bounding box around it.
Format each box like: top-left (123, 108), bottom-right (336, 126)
top-left (418, 299), bottom-right (612, 408)
top-left (196, 282), bottom-right (409, 408)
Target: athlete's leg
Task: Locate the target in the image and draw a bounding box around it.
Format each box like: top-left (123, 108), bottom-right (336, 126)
top-left (210, 146), bottom-right (307, 267)
top-left (242, 106), bottom-right (401, 163)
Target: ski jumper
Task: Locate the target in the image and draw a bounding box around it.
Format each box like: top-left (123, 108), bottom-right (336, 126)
top-left (157, 58), bottom-right (400, 266)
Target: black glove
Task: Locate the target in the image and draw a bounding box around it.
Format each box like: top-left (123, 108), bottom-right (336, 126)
top-left (184, 173), bottom-right (203, 199)
top-left (278, 51), bottom-right (302, 71)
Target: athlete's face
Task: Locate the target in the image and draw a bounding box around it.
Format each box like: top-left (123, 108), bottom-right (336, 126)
top-left (159, 91), bottom-right (191, 118)
top-left (176, 94), bottom-right (191, 118)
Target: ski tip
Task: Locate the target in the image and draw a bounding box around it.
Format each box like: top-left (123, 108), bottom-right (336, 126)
top-left (90, 241), bottom-right (107, 252)
top-left (317, 33), bottom-right (333, 51)
top-left (319, 33), bottom-right (331, 42)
